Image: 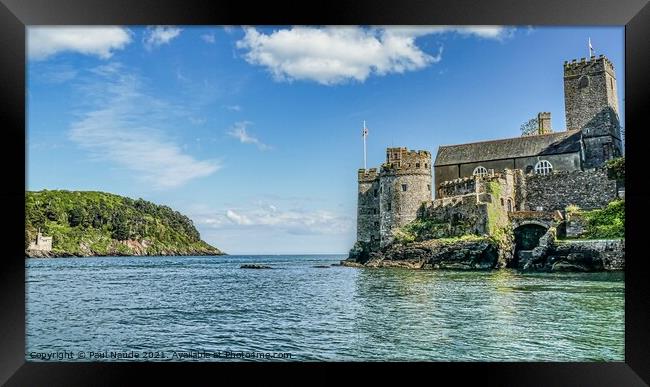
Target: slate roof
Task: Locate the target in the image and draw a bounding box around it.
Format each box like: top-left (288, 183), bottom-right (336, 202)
top-left (434, 130), bottom-right (582, 166)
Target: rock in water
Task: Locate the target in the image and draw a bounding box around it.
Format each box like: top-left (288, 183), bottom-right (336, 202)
top-left (240, 264), bottom-right (273, 269)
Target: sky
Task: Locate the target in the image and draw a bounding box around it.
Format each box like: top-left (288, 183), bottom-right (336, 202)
top-left (26, 25), bottom-right (625, 254)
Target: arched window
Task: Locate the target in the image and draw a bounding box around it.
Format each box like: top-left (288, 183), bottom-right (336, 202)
top-left (473, 166), bottom-right (488, 177)
top-left (534, 160), bottom-right (553, 175)
top-left (507, 199), bottom-right (513, 212)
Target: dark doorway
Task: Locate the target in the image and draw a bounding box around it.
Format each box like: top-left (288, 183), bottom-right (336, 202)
top-left (514, 224), bottom-right (548, 251)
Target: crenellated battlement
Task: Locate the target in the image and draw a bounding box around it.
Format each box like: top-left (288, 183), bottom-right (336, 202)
top-left (382, 147), bottom-right (432, 174)
top-left (356, 146), bottom-right (433, 250)
top-left (358, 168), bottom-right (379, 182)
top-left (350, 53), bottom-right (622, 263)
top-left (563, 55), bottom-right (615, 78)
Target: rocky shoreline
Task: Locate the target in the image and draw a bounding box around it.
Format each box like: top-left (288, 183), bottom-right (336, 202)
top-left (26, 238), bottom-right (224, 258)
top-left (343, 234), bottom-right (624, 272)
top-left (26, 249), bottom-right (225, 258)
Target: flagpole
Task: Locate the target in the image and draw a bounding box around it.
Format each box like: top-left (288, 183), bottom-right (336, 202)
top-left (363, 120), bottom-right (367, 169)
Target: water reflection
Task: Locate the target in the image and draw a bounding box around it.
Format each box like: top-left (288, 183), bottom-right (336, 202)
top-left (352, 267), bottom-right (624, 361)
top-left (27, 256), bottom-right (623, 361)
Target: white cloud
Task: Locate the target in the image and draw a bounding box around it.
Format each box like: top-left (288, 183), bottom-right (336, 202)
top-left (198, 204), bottom-right (353, 236)
top-left (224, 105), bottom-right (242, 112)
top-left (31, 63), bottom-right (78, 84)
top-left (69, 63), bottom-right (220, 189)
top-left (236, 26), bottom-right (511, 85)
top-left (201, 33), bottom-right (216, 44)
top-left (225, 209), bottom-right (252, 225)
top-left (28, 26), bottom-right (132, 60)
top-left (143, 26), bottom-right (182, 50)
top-left (227, 121), bottom-right (270, 150)
top-left (381, 26), bottom-right (512, 40)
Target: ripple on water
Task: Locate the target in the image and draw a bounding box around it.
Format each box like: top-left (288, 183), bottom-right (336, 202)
top-left (26, 256), bottom-right (624, 361)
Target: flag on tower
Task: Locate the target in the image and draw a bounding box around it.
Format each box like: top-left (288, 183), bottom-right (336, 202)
top-left (589, 37), bottom-right (594, 57)
top-left (362, 120), bottom-right (368, 137)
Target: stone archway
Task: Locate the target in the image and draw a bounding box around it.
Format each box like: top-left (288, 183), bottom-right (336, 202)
top-left (514, 223), bottom-right (548, 252)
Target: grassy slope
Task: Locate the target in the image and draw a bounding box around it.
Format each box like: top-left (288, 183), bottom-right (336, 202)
top-left (26, 190), bottom-right (223, 256)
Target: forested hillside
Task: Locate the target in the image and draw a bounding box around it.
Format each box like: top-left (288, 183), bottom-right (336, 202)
top-left (26, 190), bottom-right (223, 257)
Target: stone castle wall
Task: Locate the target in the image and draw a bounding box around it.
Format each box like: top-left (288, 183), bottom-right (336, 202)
top-left (438, 176), bottom-right (476, 198)
top-left (378, 167), bottom-right (432, 248)
top-left (438, 171), bottom-right (517, 212)
top-left (357, 148), bottom-right (432, 250)
top-left (522, 168), bottom-right (617, 211)
top-left (357, 168), bottom-right (380, 250)
top-left (564, 56), bottom-right (618, 131)
top-left (420, 193), bottom-right (490, 237)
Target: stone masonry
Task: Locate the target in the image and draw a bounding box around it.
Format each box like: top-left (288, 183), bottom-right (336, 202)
top-left (356, 147), bottom-right (432, 250)
top-left (350, 54), bottom-right (623, 268)
top-left (523, 168), bottom-right (617, 211)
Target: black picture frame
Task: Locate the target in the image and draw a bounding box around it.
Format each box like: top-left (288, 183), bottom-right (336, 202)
top-left (1, 0), bottom-right (649, 385)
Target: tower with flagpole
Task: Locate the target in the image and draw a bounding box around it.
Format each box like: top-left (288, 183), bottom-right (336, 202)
top-left (589, 37), bottom-right (595, 57)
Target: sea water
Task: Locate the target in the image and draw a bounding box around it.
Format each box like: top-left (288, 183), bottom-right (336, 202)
top-left (26, 255), bottom-right (624, 361)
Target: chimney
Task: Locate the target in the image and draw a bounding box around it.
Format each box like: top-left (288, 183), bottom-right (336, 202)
top-left (537, 112), bottom-right (552, 134)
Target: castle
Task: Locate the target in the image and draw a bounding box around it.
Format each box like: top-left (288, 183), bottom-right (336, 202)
top-left (354, 54), bottom-right (623, 256)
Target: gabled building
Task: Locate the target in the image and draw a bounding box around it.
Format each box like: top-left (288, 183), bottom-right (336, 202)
top-left (433, 54), bottom-right (622, 198)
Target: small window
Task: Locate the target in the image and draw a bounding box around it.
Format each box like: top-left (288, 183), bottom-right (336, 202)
top-left (402, 184), bottom-right (407, 192)
top-left (500, 198), bottom-right (505, 206)
top-left (534, 160), bottom-right (553, 175)
top-left (473, 166), bottom-right (488, 177)
top-left (416, 163), bottom-right (420, 168)
top-left (507, 199), bottom-right (513, 212)
top-left (387, 202), bottom-right (391, 211)
top-left (373, 189), bottom-right (378, 197)
top-left (427, 184), bottom-right (431, 191)
top-left (578, 75), bottom-right (590, 89)
top-left (610, 78), bottom-right (614, 90)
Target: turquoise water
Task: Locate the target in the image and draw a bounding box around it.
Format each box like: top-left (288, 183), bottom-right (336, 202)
top-left (26, 255), bottom-right (624, 361)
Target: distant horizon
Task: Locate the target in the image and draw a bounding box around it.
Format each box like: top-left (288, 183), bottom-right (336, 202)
top-left (27, 25), bottom-right (624, 254)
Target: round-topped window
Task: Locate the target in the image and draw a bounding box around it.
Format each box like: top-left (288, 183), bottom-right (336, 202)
top-left (534, 160), bottom-right (553, 175)
top-left (473, 166), bottom-right (488, 177)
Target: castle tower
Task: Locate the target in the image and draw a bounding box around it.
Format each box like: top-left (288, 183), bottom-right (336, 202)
top-left (563, 55), bottom-right (623, 168)
top-left (379, 147), bottom-right (432, 247)
top-left (357, 168), bottom-right (380, 250)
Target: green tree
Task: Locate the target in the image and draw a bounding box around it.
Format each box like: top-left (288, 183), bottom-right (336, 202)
top-left (520, 117), bottom-right (539, 137)
top-left (67, 207), bottom-right (87, 227)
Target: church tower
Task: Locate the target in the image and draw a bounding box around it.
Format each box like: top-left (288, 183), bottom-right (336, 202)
top-left (563, 54), bottom-right (623, 169)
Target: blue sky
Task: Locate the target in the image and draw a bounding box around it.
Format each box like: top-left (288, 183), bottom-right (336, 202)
top-left (26, 26), bottom-right (625, 254)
